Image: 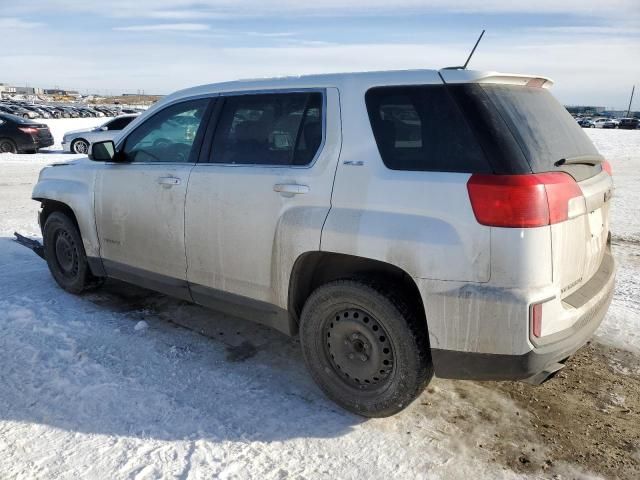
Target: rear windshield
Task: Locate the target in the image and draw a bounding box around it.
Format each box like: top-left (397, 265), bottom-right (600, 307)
top-left (448, 84), bottom-right (602, 179)
top-left (0, 112), bottom-right (36, 124)
top-left (480, 85), bottom-right (600, 169)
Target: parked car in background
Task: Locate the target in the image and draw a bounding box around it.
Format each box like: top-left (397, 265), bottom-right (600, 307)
top-left (33, 68), bottom-right (615, 417)
top-left (577, 118), bottom-right (593, 128)
top-left (0, 104), bottom-right (38, 119)
top-left (62, 114), bottom-right (139, 153)
top-left (0, 112), bottom-right (54, 153)
top-left (618, 117), bottom-right (639, 130)
top-left (602, 118), bottom-right (619, 129)
top-left (591, 118), bottom-right (609, 128)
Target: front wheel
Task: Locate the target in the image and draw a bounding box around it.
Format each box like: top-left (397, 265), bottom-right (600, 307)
top-left (71, 138), bottom-right (90, 154)
top-left (300, 280), bottom-right (433, 417)
top-left (43, 212), bottom-right (103, 294)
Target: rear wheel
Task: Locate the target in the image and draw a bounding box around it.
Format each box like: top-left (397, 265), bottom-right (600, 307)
top-left (300, 280), bottom-right (433, 417)
top-left (43, 212), bottom-right (103, 294)
top-left (71, 138), bottom-right (89, 154)
top-left (0, 139), bottom-right (17, 154)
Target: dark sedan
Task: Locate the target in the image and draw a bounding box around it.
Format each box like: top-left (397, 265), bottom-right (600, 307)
top-left (0, 112), bottom-right (54, 153)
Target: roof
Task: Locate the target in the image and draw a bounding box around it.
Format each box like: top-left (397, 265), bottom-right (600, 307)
top-left (160, 68), bottom-right (553, 106)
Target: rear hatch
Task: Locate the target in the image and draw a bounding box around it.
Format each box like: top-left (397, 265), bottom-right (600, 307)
top-left (444, 75), bottom-right (613, 299)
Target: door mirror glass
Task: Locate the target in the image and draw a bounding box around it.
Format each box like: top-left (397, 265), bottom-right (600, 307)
top-left (89, 140), bottom-right (116, 161)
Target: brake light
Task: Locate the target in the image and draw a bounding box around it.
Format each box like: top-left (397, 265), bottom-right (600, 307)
top-left (602, 160), bottom-right (612, 176)
top-left (467, 172), bottom-right (583, 228)
top-left (18, 127), bottom-right (39, 135)
top-left (531, 303), bottom-right (543, 338)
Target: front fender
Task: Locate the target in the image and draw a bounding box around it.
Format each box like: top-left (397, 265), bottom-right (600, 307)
top-left (32, 163), bottom-right (99, 258)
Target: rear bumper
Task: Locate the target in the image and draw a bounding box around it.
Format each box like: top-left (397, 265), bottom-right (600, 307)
top-left (15, 137), bottom-right (39, 153)
top-left (37, 137), bottom-right (54, 149)
top-left (431, 248), bottom-right (616, 381)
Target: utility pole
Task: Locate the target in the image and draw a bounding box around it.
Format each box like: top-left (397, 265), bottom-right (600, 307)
top-left (627, 85), bottom-right (635, 117)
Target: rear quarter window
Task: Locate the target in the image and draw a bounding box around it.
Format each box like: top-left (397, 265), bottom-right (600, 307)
top-left (365, 85), bottom-right (491, 173)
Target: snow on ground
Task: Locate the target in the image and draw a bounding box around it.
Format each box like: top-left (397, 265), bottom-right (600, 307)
top-left (586, 129), bottom-right (640, 353)
top-left (0, 120), bottom-right (638, 479)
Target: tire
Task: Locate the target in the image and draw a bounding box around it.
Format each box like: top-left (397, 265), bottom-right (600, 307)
top-left (43, 211), bottom-right (103, 294)
top-left (71, 138), bottom-right (90, 154)
top-left (300, 279), bottom-right (433, 417)
top-left (0, 138), bottom-right (17, 154)
top-left (23, 114), bottom-right (30, 119)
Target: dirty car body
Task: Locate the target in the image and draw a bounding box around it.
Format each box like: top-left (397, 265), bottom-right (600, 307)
top-left (32, 68), bottom-right (616, 416)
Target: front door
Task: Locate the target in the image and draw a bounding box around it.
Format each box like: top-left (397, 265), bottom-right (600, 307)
top-left (94, 97), bottom-right (211, 298)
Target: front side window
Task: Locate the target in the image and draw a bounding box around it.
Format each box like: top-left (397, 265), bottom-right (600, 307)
top-left (122, 98), bottom-right (209, 163)
top-left (210, 92), bottom-right (323, 166)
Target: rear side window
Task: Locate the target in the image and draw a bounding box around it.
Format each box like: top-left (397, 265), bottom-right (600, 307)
top-left (107, 116), bottom-right (135, 130)
top-left (365, 86), bottom-right (490, 172)
top-left (210, 92), bottom-right (323, 166)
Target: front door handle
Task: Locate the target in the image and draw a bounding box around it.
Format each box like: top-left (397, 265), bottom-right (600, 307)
top-left (157, 176), bottom-right (181, 186)
top-left (274, 183), bottom-right (309, 195)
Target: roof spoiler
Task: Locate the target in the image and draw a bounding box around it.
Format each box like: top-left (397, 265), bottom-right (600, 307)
top-left (439, 70), bottom-right (554, 88)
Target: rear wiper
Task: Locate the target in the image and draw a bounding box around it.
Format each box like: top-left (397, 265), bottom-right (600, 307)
top-left (554, 155), bottom-right (604, 167)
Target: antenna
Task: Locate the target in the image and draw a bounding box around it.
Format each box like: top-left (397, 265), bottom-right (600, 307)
top-left (442, 30), bottom-right (486, 70)
top-left (463, 30), bottom-right (485, 69)
top-left (627, 85), bottom-right (635, 117)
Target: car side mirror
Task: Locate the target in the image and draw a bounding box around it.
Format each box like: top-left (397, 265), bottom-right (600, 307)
top-left (100, 126), bottom-right (108, 131)
top-left (89, 140), bottom-right (120, 161)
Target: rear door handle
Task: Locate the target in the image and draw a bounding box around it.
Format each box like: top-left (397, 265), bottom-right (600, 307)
top-left (157, 176), bottom-right (181, 186)
top-left (273, 183), bottom-right (309, 195)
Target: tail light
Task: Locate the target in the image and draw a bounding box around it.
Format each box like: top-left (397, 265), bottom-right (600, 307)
top-left (601, 160), bottom-right (612, 176)
top-left (467, 173), bottom-right (583, 228)
top-left (18, 127), bottom-right (39, 135)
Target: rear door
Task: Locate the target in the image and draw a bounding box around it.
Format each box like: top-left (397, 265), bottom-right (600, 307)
top-left (185, 88), bottom-right (341, 309)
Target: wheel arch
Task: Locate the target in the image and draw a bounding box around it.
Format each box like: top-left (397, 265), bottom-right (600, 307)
top-left (35, 196), bottom-right (104, 276)
top-left (288, 251), bottom-right (428, 337)
top-left (38, 199), bottom-right (80, 231)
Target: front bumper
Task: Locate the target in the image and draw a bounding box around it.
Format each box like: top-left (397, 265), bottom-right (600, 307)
top-left (61, 140), bottom-right (72, 152)
top-left (431, 249), bottom-right (616, 381)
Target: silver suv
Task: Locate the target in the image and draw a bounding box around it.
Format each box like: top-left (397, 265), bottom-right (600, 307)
top-left (33, 69), bottom-right (615, 417)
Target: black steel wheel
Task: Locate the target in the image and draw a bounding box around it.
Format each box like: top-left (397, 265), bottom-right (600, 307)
top-left (43, 211), bottom-right (103, 294)
top-left (324, 308), bottom-right (395, 389)
top-left (300, 279), bottom-right (433, 417)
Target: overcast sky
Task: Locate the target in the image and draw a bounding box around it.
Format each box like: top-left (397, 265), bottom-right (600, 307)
top-left (1, 0), bottom-right (639, 108)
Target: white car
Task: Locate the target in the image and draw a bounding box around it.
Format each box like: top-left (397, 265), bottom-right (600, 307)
top-left (62, 114), bottom-right (139, 154)
top-left (33, 68), bottom-right (615, 417)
